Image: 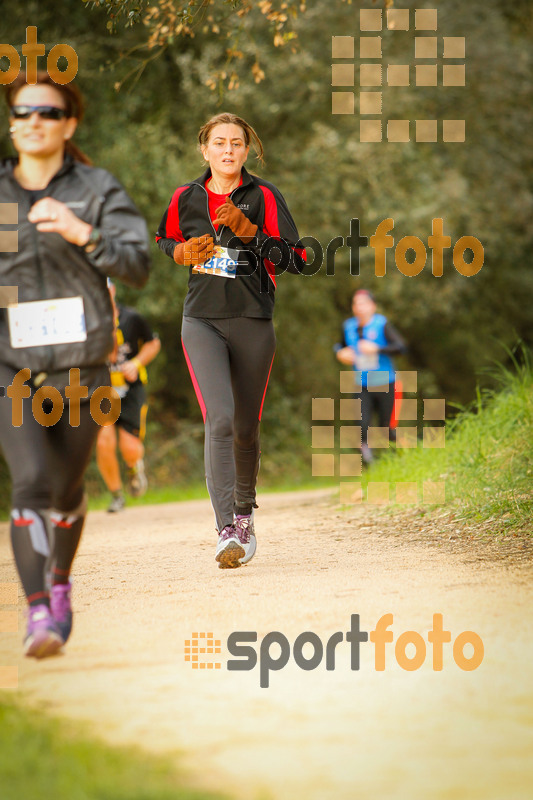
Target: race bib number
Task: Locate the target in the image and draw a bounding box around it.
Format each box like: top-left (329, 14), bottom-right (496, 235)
top-left (193, 246), bottom-right (238, 279)
top-left (110, 368), bottom-right (129, 399)
top-left (355, 353), bottom-right (379, 372)
top-left (355, 353), bottom-right (379, 371)
top-left (8, 296), bottom-right (87, 349)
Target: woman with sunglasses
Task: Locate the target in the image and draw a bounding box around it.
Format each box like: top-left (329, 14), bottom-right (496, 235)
top-left (0, 73), bottom-right (150, 658)
top-left (156, 112), bottom-right (306, 569)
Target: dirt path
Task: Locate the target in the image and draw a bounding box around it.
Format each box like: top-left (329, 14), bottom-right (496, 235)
top-left (1, 489), bottom-right (532, 800)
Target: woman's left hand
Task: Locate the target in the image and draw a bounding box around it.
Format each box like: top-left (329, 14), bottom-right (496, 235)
top-left (28, 198), bottom-right (93, 247)
top-left (213, 197), bottom-right (257, 242)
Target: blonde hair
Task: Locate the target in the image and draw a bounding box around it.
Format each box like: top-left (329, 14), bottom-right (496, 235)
top-left (198, 112), bottom-right (264, 165)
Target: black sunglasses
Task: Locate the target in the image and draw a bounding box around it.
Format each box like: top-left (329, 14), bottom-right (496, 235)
top-left (10, 105), bottom-right (68, 121)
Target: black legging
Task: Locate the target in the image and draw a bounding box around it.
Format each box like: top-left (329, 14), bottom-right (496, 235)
top-left (0, 363), bottom-right (101, 605)
top-left (181, 316), bottom-right (276, 531)
top-left (358, 384), bottom-right (396, 444)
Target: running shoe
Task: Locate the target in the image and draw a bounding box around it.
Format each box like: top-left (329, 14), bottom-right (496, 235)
top-left (215, 525), bottom-right (245, 569)
top-left (234, 510), bottom-right (257, 565)
top-left (127, 459), bottom-right (148, 497)
top-left (24, 604), bottom-right (63, 659)
top-left (107, 491), bottom-right (125, 513)
top-left (50, 582), bottom-right (73, 643)
top-left (361, 444), bottom-right (374, 465)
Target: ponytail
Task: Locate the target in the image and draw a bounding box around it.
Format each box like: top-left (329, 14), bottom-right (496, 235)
top-left (65, 140), bottom-right (92, 166)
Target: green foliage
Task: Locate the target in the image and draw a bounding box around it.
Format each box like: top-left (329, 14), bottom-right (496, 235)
top-left (0, 696), bottom-right (229, 800)
top-left (82, 0), bottom-right (306, 86)
top-left (84, 0), bottom-right (147, 31)
top-left (0, 0), bottom-right (532, 507)
top-left (364, 344), bottom-right (533, 533)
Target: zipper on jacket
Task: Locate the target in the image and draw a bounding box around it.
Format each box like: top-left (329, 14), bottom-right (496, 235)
top-left (30, 206), bottom-right (55, 372)
top-left (13, 172), bottom-right (61, 373)
top-left (201, 185), bottom-right (220, 243)
top-left (200, 183), bottom-right (242, 245)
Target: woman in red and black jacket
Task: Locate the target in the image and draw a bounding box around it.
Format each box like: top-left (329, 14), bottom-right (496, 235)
top-left (156, 112), bottom-right (305, 569)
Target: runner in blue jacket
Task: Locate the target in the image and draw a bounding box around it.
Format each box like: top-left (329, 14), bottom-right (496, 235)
top-left (335, 290), bottom-right (406, 463)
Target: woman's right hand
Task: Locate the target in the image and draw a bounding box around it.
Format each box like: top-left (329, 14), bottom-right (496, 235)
top-left (28, 197), bottom-right (93, 247)
top-left (173, 235), bottom-right (215, 266)
top-left (336, 347), bottom-right (357, 366)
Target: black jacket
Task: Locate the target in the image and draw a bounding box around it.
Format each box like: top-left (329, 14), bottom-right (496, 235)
top-left (156, 167), bottom-right (306, 319)
top-left (0, 155), bottom-right (150, 374)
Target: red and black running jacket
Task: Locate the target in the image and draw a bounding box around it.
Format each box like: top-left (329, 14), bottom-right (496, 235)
top-left (156, 166), bottom-right (306, 319)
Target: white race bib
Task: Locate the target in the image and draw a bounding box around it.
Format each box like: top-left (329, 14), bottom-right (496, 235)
top-left (193, 246), bottom-right (238, 279)
top-left (354, 353), bottom-right (379, 371)
top-left (8, 296), bottom-right (87, 349)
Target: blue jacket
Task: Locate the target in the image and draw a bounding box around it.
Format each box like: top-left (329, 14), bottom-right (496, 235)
top-left (342, 313), bottom-right (398, 388)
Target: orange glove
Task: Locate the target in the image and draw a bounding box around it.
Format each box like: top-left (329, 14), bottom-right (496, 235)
top-left (213, 198), bottom-right (258, 243)
top-left (173, 235), bottom-right (215, 266)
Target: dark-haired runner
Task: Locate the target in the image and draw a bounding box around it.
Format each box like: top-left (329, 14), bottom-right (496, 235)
top-left (97, 281), bottom-right (161, 512)
top-left (0, 73), bottom-right (150, 657)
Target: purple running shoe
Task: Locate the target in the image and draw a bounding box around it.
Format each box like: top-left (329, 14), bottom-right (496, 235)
top-left (50, 582), bottom-right (73, 643)
top-left (215, 524), bottom-right (244, 569)
top-left (234, 510), bottom-right (257, 565)
top-left (361, 444), bottom-right (374, 465)
top-left (24, 604), bottom-right (63, 659)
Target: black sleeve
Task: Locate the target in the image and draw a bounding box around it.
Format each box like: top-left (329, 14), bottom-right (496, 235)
top-left (133, 313), bottom-right (157, 345)
top-left (83, 170), bottom-right (150, 289)
top-left (380, 321), bottom-right (407, 355)
top-left (333, 327), bottom-right (348, 353)
top-left (155, 187), bottom-right (188, 260)
top-left (155, 205), bottom-right (178, 259)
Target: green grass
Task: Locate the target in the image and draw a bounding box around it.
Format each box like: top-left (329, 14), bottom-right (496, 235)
top-left (88, 481), bottom-right (210, 511)
top-left (0, 466), bottom-right (337, 520)
top-left (361, 347), bottom-right (533, 534)
top-left (87, 476), bottom-right (338, 512)
top-left (0, 696), bottom-right (229, 800)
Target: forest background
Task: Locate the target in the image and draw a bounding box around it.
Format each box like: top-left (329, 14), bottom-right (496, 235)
top-left (0, 0), bottom-right (531, 505)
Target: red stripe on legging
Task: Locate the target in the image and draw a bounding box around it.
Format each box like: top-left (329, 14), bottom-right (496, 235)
top-left (13, 517), bottom-right (35, 527)
top-left (390, 379), bottom-right (403, 429)
top-left (182, 338), bottom-right (207, 423)
top-left (258, 353), bottom-right (275, 421)
top-left (27, 590), bottom-right (49, 603)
